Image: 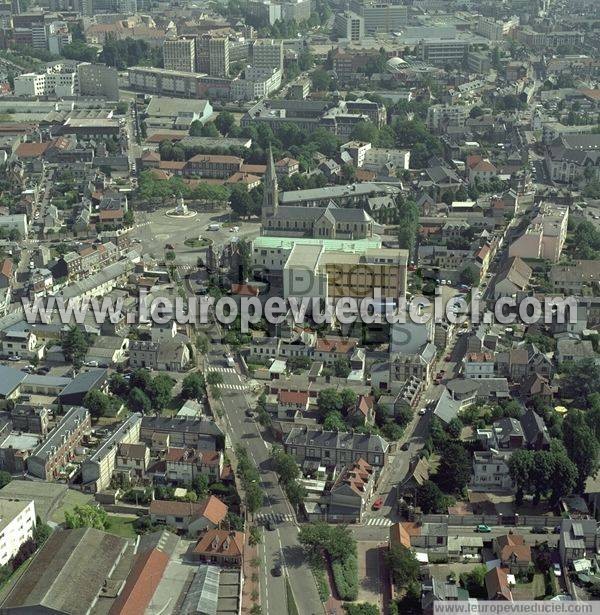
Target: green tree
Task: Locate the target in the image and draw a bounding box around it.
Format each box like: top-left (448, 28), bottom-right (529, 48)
top-left (311, 68), bottom-right (331, 91)
top-left (148, 374), bottom-right (175, 409)
top-left (206, 372), bottom-right (224, 386)
top-left (324, 411), bottom-right (347, 431)
top-left (216, 111), bottom-right (235, 135)
top-left (62, 327), bottom-right (89, 367)
top-left (333, 358), bottom-right (351, 378)
top-left (460, 565), bottom-right (487, 598)
top-left (128, 387), bottom-right (152, 414)
top-left (192, 474), bottom-right (209, 498)
top-left (396, 198), bottom-right (419, 258)
top-left (317, 389), bottom-right (343, 420)
top-left (229, 184), bottom-right (254, 218)
top-left (64, 505), bottom-right (110, 530)
top-left (385, 544), bottom-right (419, 589)
top-left (130, 368), bottom-right (153, 391)
top-left (181, 373), bottom-right (206, 400)
top-left (273, 448), bottom-right (300, 484)
top-left (83, 389), bottom-right (112, 418)
top-left (0, 470), bottom-right (11, 489)
top-left (434, 441), bottom-right (471, 494)
top-left (563, 411), bottom-right (600, 490)
top-left (460, 264), bottom-right (479, 286)
top-left (109, 373), bottom-right (129, 397)
top-left (416, 480), bottom-right (450, 514)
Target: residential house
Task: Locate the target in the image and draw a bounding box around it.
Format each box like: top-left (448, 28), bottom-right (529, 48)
top-left (347, 394), bottom-right (375, 426)
top-left (328, 458), bottom-right (376, 523)
top-left (58, 368), bottom-right (108, 407)
top-left (0, 258), bottom-right (14, 289)
top-left (140, 416), bottom-right (224, 451)
top-left (549, 260), bottom-right (600, 295)
top-left (115, 442), bottom-right (150, 479)
top-left (496, 343), bottom-right (553, 382)
top-left (284, 427), bottom-right (389, 468)
top-left (165, 447), bottom-right (223, 484)
top-left (472, 450), bottom-right (512, 491)
top-left (421, 577), bottom-right (466, 614)
top-left (149, 496), bottom-right (228, 536)
top-left (386, 342), bottom-right (436, 391)
top-left (466, 154), bottom-right (498, 185)
top-left (493, 257), bottom-right (532, 300)
top-left (192, 529), bottom-right (244, 566)
top-left (556, 338), bottom-right (598, 365)
top-left (85, 336), bottom-right (129, 366)
top-left (478, 417), bottom-right (524, 450)
top-left (276, 390), bottom-right (310, 420)
top-left (1, 330), bottom-right (45, 360)
top-left (463, 352), bottom-right (495, 379)
top-left (275, 157), bottom-right (299, 178)
top-left (313, 337), bottom-right (358, 365)
top-left (559, 519), bottom-right (599, 564)
top-left (493, 534), bottom-right (532, 573)
top-left (520, 374), bottom-right (555, 407)
top-left (0, 498), bottom-right (36, 567)
top-left (410, 522), bottom-right (449, 558)
top-left (129, 339), bottom-right (190, 372)
top-left (520, 408), bottom-right (551, 450)
top-left (485, 567), bottom-right (513, 601)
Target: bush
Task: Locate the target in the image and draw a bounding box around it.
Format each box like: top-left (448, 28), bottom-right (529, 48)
top-left (331, 554), bottom-right (359, 601)
top-left (311, 562), bottom-right (330, 601)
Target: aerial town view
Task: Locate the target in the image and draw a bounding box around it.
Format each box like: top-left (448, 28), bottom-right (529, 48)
top-left (0, 0), bottom-right (597, 613)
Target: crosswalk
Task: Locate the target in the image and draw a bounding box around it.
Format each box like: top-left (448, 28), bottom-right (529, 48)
top-left (256, 512), bottom-right (295, 525)
top-left (364, 517), bottom-right (393, 527)
top-left (209, 367), bottom-right (237, 373)
top-left (216, 383), bottom-right (247, 391)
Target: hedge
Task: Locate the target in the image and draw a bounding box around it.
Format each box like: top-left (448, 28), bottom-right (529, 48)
top-left (331, 554), bottom-right (358, 601)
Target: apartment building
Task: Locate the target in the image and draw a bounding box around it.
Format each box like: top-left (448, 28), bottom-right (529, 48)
top-left (463, 352), bottom-right (496, 379)
top-left (545, 134), bottom-right (600, 185)
top-left (475, 15), bottom-right (518, 41)
top-left (209, 38), bottom-right (230, 78)
top-left (0, 499), bottom-right (36, 567)
top-left (418, 38), bottom-right (470, 66)
top-left (80, 413), bottom-right (142, 493)
top-left (14, 68), bottom-right (77, 97)
top-left (140, 416), bottom-right (224, 451)
top-left (163, 37), bottom-right (196, 73)
top-left (427, 104), bottom-right (470, 132)
top-left (128, 66), bottom-right (206, 98)
top-left (231, 67), bottom-right (282, 101)
top-left (284, 427), bottom-right (389, 467)
top-left (27, 406), bottom-right (91, 480)
top-left (334, 10), bottom-right (365, 42)
top-left (349, 0), bottom-right (408, 33)
top-left (185, 154), bottom-right (243, 178)
top-left (508, 202), bottom-right (568, 263)
top-left (252, 39), bottom-right (283, 72)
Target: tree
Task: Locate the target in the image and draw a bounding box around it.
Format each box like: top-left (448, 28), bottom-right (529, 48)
top-left (216, 111), bottom-right (235, 135)
top-left (317, 389), bottom-right (343, 420)
top-left (33, 519), bottom-right (52, 545)
top-left (434, 441), bottom-right (471, 494)
top-left (311, 68), bottom-right (331, 91)
top-left (344, 604), bottom-right (380, 615)
top-left (64, 505), bottom-right (110, 530)
top-left (396, 199), bottom-right (419, 257)
top-left (459, 264), bottom-right (479, 286)
top-left (130, 368), bottom-right (153, 391)
top-left (324, 411), bottom-right (347, 431)
top-left (62, 326), bottom-right (89, 367)
top-left (229, 185), bottom-right (254, 218)
top-left (273, 448), bottom-right (300, 485)
top-left (561, 359), bottom-right (600, 408)
top-left (109, 373), bottom-right (129, 397)
top-left (148, 374), bottom-right (175, 409)
top-left (416, 480), bottom-right (450, 514)
top-left (249, 525), bottom-right (262, 546)
top-left (83, 389), bottom-right (112, 418)
top-left (181, 373), bottom-right (206, 400)
top-left (460, 565), bottom-right (487, 598)
top-left (333, 358), bottom-right (351, 378)
top-left (0, 470), bottom-right (11, 489)
top-left (563, 411), bottom-right (600, 490)
top-left (385, 544), bottom-right (419, 589)
top-left (128, 387), bottom-right (152, 414)
top-left (192, 474), bottom-right (209, 498)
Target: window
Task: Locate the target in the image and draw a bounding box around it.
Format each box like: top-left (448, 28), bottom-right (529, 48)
top-left (175, 516), bottom-right (183, 523)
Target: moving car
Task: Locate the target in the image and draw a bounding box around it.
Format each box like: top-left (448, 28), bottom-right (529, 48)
top-left (475, 524), bottom-right (491, 533)
top-left (272, 563), bottom-right (282, 577)
top-left (372, 498), bottom-right (383, 510)
top-left (266, 519), bottom-right (275, 531)
top-left (418, 408), bottom-right (426, 416)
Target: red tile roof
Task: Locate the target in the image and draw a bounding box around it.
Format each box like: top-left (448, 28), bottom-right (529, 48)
top-left (16, 141), bottom-right (50, 158)
top-left (278, 390), bottom-right (309, 405)
top-left (0, 258), bottom-right (13, 278)
top-left (194, 529), bottom-right (244, 559)
top-left (315, 338), bottom-right (357, 354)
top-left (108, 548), bottom-right (169, 615)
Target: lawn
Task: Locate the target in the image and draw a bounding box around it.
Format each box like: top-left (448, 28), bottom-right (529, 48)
top-left (49, 489), bottom-right (94, 525)
top-left (107, 515), bottom-right (138, 540)
top-left (512, 573), bottom-right (546, 600)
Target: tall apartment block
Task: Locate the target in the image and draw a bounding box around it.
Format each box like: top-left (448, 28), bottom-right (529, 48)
top-left (252, 39), bottom-right (283, 72)
top-left (163, 37), bottom-right (196, 73)
top-left (208, 37), bottom-right (230, 78)
top-left (349, 0), bottom-right (408, 33)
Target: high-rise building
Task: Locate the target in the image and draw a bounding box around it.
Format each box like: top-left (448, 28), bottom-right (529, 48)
top-left (334, 10), bottom-right (365, 41)
top-left (349, 0), bottom-right (408, 33)
top-left (262, 144), bottom-right (278, 223)
top-left (208, 37), bottom-right (230, 78)
top-left (252, 39), bottom-right (283, 72)
top-left (163, 37), bottom-right (196, 73)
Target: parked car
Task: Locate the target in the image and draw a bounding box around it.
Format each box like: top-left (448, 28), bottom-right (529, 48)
top-left (372, 498), bottom-right (383, 511)
top-left (418, 408), bottom-right (426, 415)
top-left (272, 563), bottom-right (282, 577)
top-left (7, 355), bottom-right (21, 361)
top-left (553, 563), bottom-right (562, 577)
top-left (245, 409), bottom-right (254, 418)
top-left (530, 527), bottom-right (549, 534)
top-left (475, 524), bottom-right (491, 533)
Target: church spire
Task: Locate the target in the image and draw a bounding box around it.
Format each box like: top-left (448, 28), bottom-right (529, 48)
top-left (262, 143), bottom-right (278, 224)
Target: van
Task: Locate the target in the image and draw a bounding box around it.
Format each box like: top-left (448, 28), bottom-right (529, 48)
top-left (208, 223), bottom-right (220, 231)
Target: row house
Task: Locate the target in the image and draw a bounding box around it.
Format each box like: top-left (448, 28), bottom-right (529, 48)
top-left (27, 406), bottom-right (91, 480)
top-left (283, 427), bottom-right (389, 468)
top-left (328, 458), bottom-right (376, 523)
top-left (184, 154), bottom-right (244, 179)
top-left (164, 447), bottom-right (224, 484)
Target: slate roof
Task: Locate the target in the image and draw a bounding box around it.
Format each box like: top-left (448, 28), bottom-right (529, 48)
top-left (284, 427), bottom-right (389, 454)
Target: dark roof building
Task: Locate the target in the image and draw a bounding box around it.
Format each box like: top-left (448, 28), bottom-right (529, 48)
top-left (57, 368), bottom-right (108, 407)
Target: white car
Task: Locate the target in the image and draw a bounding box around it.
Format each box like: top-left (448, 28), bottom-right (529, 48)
top-left (418, 408), bottom-right (427, 415)
top-left (7, 355), bottom-right (21, 361)
top-left (553, 563), bottom-right (561, 577)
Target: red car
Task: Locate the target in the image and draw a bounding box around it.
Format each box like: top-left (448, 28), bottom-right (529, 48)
top-left (372, 498), bottom-right (383, 510)
top-left (445, 355), bottom-right (452, 361)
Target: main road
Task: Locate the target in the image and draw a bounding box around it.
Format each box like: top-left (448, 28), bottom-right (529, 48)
top-left (205, 340), bottom-right (324, 615)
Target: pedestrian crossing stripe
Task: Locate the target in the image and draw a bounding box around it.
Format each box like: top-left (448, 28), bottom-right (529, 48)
top-left (214, 383), bottom-right (247, 391)
top-left (365, 518), bottom-right (393, 527)
top-left (256, 512), bottom-right (295, 524)
top-left (208, 367), bottom-right (237, 373)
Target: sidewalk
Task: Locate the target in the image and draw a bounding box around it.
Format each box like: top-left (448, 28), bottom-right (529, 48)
top-left (241, 538), bottom-right (260, 614)
top-left (323, 555), bottom-right (343, 615)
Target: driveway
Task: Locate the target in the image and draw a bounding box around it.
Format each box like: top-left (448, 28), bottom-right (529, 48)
top-left (357, 541), bottom-right (388, 612)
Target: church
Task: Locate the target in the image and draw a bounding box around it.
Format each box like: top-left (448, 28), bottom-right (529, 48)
top-left (261, 146), bottom-right (376, 240)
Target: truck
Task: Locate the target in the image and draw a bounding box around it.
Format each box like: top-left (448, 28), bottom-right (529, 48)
top-left (207, 223), bottom-right (220, 231)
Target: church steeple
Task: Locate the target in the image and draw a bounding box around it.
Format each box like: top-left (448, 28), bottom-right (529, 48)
top-left (262, 144), bottom-right (278, 224)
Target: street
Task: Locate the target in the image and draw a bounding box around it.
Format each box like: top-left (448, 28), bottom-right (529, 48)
top-left (205, 343), bottom-right (323, 615)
